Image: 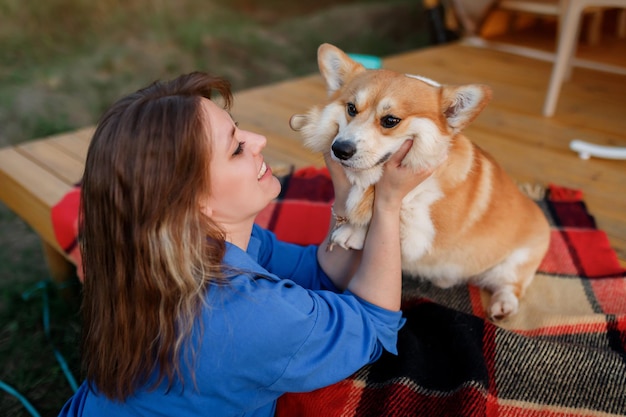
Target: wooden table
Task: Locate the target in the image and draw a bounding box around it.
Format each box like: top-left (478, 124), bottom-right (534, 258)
top-left (1, 41), bottom-right (624, 283)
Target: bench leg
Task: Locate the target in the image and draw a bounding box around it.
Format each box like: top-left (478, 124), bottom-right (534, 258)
top-left (41, 241), bottom-right (76, 284)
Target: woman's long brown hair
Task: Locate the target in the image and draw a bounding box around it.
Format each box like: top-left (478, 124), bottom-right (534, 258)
top-left (80, 72), bottom-right (232, 400)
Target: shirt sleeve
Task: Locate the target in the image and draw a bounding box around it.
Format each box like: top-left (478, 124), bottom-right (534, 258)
top-left (252, 224), bottom-right (338, 292)
top-left (268, 287), bottom-right (406, 393)
top-left (200, 275), bottom-right (405, 400)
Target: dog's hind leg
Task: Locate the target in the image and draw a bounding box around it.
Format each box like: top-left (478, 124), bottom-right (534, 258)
top-left (488, 286), bottom-right (522, 321)
top-left (476, 247), bottom-right (541, 320)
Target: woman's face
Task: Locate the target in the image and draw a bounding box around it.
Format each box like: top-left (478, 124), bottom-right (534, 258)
top-left (200, 98), bottom-right (281, 225)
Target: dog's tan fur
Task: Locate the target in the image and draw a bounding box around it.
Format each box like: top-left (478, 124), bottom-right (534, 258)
top-left (290, 44), bottom-right (551, 319)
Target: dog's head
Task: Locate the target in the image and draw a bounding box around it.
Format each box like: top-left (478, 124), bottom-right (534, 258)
top-left (290, 43), bottom-right (492, 186)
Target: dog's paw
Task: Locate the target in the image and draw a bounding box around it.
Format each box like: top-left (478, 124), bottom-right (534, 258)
top-left (488, 290), bottom-right (519, 320)
top-left (331, 224), bottom-right (367, 250)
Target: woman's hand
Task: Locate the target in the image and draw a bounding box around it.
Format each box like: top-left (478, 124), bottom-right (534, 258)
top-left (347, 140), bottom-right (435, 311)
top-left (317, 151), bottom-right (360, 290)
top-left (323, 151), bottom-right (351, 210)
top-left (319, 141), bottom-right (436, 301)
top-left (374, 140), bottom-right (434, 212)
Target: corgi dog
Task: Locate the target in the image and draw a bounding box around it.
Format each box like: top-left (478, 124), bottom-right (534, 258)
top-left (290, 43), bottom-right (551, 320)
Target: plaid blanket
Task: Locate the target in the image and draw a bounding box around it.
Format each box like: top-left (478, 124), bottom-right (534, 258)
top-left (51, 167), bottom-right (626, 416)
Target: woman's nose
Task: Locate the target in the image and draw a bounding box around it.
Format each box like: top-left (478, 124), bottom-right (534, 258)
top-left (246, 131), bottom-right (267, 154)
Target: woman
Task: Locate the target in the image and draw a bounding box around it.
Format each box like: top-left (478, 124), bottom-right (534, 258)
top-left (59, 72), bottom-right (432, 416)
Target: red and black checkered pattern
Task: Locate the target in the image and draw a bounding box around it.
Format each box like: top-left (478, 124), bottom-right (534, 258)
top-left (261, 168), bottom-right (626, 417)
top-left (51, 167), bottom-right (626, 416)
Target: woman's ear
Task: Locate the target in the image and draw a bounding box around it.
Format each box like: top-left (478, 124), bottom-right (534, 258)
top-left (199, 197), bottom-right (213, 218)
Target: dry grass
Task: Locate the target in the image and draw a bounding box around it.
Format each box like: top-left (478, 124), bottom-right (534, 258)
top-left (0, 0), bottom-right (429, 146)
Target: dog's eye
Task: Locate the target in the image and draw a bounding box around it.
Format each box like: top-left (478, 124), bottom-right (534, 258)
top-left (346, 102), bottom-right (358, 117)
top-left (380, 115), bottom-right (401, 128)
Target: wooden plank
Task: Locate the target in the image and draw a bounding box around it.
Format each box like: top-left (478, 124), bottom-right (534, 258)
top-left (233, 93), bottom-right (316, 138)
top-left (385, 44), bottom-right (626, 127)
top-left (236, 75), bottom-right (327, 103)
top-left (470, 106), bottom-right (626, 153)
top-left (0, 147), bottom-right (71, 252)
top-left (254, 129), bottom-right (323, 171)
top-left (484, 25), bottom-right (626, 68)
top-left (231, 100), bottom-right (303, 140)
top-left (17, 138), bottom-right (85, 185)
top-left (47, 126), bottom-right (94, 161)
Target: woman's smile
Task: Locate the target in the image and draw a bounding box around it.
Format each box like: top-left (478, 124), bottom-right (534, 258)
top-left (257, 161), bottom-right (269, 180)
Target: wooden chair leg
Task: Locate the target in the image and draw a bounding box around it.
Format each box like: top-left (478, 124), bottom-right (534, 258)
top-left (586, 9), bottom-right (603, 45)
top-left (506, 11), bottom-right (519, 33)
top-left (618, 8), bottom-right (626, 38)
top-left (543, 1), bottom-right (586, 117)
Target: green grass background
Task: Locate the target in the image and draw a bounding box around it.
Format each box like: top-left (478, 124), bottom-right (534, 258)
top-left (0, 0), bottom-right (433, 415)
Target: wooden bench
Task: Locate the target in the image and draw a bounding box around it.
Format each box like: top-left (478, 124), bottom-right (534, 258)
top-left (1, 42), bottom-right (625, 284)
top-left (0, 127), bottom-right (93, 282)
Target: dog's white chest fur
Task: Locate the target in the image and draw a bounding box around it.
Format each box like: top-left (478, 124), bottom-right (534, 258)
top-left (399, 177), bottom-right (442, 264)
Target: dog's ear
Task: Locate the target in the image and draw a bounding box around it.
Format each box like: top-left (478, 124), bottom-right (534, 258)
top-left (288, 107), bottom-right (336, 154)
top-left (289, 114), bottom-right (308, 131)
top-left (317, 43), bottom-right (366, 95)
top-left (440, 84), bottom-right (492, 133)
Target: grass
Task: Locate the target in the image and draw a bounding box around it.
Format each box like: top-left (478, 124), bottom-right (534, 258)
top-left (0, 0), bottom-right (433, 415)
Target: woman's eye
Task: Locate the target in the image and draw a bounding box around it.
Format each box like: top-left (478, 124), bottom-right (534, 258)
top-left (346, 102), bottom-right (358, 117)
top-left (380, 115), bottom-right (401, 128)
top-left (233, 141), bottom-right (245, 156)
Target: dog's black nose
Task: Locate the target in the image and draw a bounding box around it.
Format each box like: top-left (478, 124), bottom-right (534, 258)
top-left (332, 140), bottom-right (356, 160)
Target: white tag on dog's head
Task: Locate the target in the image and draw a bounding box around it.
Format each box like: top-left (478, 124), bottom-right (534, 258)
top-left (405, 74), bottom-right (441, 88)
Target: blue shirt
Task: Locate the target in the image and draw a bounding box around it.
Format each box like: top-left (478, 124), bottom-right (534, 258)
top-left (59, 225), bottom-right (405, 417)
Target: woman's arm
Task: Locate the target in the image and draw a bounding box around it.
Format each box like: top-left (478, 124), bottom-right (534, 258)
top-left (316, 151), bottom-right (363, 290)
top-left (346, 140), bottom-right (433, 311)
